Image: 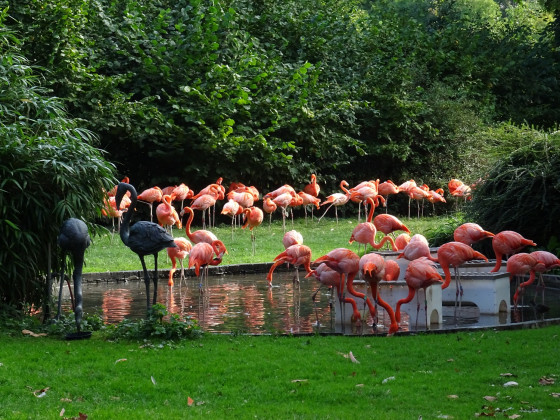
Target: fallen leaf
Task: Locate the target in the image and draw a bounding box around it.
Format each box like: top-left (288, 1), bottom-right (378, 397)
top-left (356, 384), bottom-right (364, 387)
top-left (349, 351), bottom-right (360, 364)
top-left (114, 359), bottom-right (127, 364)
top-left (60, 408), bottom-right (65, 417)
top-left (382, 376), bottom-right (395, 384)
top-left (551, 392), bottom-right (560, 398)
top-left (539, 376), bottom-right (555, 386)
top-left (33, 387), bottom-right (49, 397)
top-left (151, 376), bottom-right (157, 385)
top-left (22, 329), bottom-right (47, 337)
top-left (187, 396), bottom-right (194, 406)
top-left (503, 381), bottom-right (518, 387)
top-left (291, 379), bottom-right (308, 383)
top-left (500, 373), bottom-right (515, 377)
top-left (60, 398), bottom-right (72, 402)
top-left (447, 358), bottom-right (454, 362)
top-left (447, 395), bottom-right (459, 399)
top-left (508, 415), bottom-right (522, 419)
top-left (483, 396), bottom-right (497, 401)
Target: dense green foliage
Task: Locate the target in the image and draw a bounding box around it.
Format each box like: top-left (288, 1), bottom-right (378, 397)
top-left (0, 21), bottom-right (116, 310)
top-left (1, 0), bottom-right (558, 190)
top-left (465, 125), bottom-right (560, 253)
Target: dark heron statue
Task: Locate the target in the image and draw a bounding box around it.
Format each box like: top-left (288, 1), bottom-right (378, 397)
top-left (57, 218), bottom-right (91, 331)
top-left (115, 182), bottom-right (176, 313)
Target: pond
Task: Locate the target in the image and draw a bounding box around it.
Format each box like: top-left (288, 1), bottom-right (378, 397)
top-left (61, 269), bottom-right (560, 335)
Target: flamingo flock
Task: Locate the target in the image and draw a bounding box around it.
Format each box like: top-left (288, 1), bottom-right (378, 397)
top-left (103, 175), bottom-right (555, 332)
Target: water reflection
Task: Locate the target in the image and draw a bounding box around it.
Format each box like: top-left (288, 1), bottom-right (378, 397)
top-left (69, 272), bottom-right (560, 335)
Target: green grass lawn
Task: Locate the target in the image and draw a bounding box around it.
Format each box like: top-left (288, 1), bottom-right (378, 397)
top-left (1, 326), bottom-right (559, 419)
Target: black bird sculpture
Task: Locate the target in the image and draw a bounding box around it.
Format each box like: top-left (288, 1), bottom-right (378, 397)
top-left (57, 218), bottom-right (91, 331)
top-left (115, 182), bottom-right (176, 312)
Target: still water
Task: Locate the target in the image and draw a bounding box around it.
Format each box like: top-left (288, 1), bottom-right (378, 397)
top-left (69, 271), bottom-right (560, 335)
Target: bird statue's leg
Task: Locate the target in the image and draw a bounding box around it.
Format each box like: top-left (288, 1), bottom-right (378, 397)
top-left (72, 252), bottom-right (84, 332)
top-left (152, 253), bottom-right (159, 306)
top-left (454, 267), bottom-right (459, 323)
top-left (139, 255), bottom-right (151, 313)
top-left (56, 254), bottom-right (66, 320)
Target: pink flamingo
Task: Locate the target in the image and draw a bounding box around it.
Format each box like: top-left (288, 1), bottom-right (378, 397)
top-left (349, 198), bottom-right (397, 254)
top-left (453, 223), bottom-right (494, 246)
top-left (303, 174), bottom-right (320, 197)
top-left (395, 257), bottom-right (443, 330)
top-left (298, 191), bottom-right (320, 221)
top-left (262, 197), bottom-right (277, 226)
top-left (283, 230), bottom-right (303, 249)
top-left (506, 253), bottom-right (539, 307)
top-left (180, 206), bottom-right (217, 245)
top-left (373, 213), bottom-right (411, 250)
top-left (167, 237), bottom-right (192, 286)
top-left (137, 186), bottom-right (163, 222)
top-left (531, 250), bottom-right (560, 302)
top-left (267, 244), bottom-right (312, 286)
top-left (191, 185), bottom-right (220, 229)
top-left (272, 191), bottom-right (295, 231)
top-left (171, 183), bottom-right (192, 210)
top-left (242, 206), bottom-right (264, 255)
top-left (221, 199), bottom-right (242, 238)
top-left (395, 233), bottom-right (411, 251)
top-left (156, 195), bottom-right (182, 233)
top-left (491, 230), bottom-right (536, 272)
top-left (378, 180), bottom-right (400, 212)
top-left (359, 253), bottom-right (399, 334)
top-left (318, 180), bottom-right (350, 224)
top-left (437, 241), bottom-right (488, 319)
top-left (188, 240), bottom-right (228, 289)
top-left (397, 234), bottom-right (437, 262)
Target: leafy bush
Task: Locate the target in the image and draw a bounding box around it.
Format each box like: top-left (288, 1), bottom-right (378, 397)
top-left (465, 127), bottom-right (560, 250)
top-left (0, 22), bottom-right (116, 312)
top-left (105, 304), bottom-right (202, 341)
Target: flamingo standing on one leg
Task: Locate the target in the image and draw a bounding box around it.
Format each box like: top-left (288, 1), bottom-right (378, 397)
top-left (303, 173), bottom-right (320, 198)
top-left (167, 237), bottom-right (193, 286)
top-left (180, 206), bottom-right (218, 244)
top-left (378, 180), bottom-right (399, 213)
top-left (359, 253), bottom-right (399, 334)
top-left (491, 230), bottom-right (536, 272)
top-left (242, 206), bottom-right (264, 256)
top-left (116, 182), bottom-right (177, 313)
top-left (156, 194), bottom-right (182, 233)
top-left (137, 186), bottom-right (163, 223)
top-left (453, 223), bottom-right (494, 246)
top-left (272, 192), bottom-right (295, 232)
top-left (171, 183), bottom-right (192, 211)
top-left (189, 240), bottom-right (228, 289)
top-left (437, 241), bottom-right (488, 320)
top-left (395, 257), bottom-right (443, 330)
top-left (267, 244), bottom-right (312, 287)
top-left (221, 199), bottom-right (242, 239)
top-left (263, 197), bottom-right (277, 226)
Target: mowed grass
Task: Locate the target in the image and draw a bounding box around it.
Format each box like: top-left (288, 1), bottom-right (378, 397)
top-left (1, 327), bottom-right (559, 419)
top-left (84, 214), bottom-right (447, 273)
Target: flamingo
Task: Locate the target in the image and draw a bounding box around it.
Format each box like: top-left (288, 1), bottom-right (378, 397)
top-left (395, 257), bottom-right (443, 330)
top-left (265, 184), bottom-right (296, 200)
top-left (437, 241), bottom-right (488, 319)
top-left (530, 250), bottom-right (560, 302)
top-left (156, 195), bottom-right (182, 233)
top-left (398, 179), bottom-right (417, 219)
top-left (171, 183), bottom-right (192, 210)
top-left (242, 206), bottom-right (264, 255)
top-left (297, 191), bottom-right (320, 221)
top-left (306, 263), bottom-right (362, 323)
top-left (318, 180), bottom-right (350, 224)
top-left (116, 182), bottom-right (177, 312)
top-left (408, 186), bottom-right (430, 218)
top-left (378, 180), bottom-right (400, 212)
top-left (491, 230), bottom-right (536, 272)
top-left (312, 248), bottom-right (373, 328)
top-left (397, 234), bottom-right (437, 262)
top-left (384, 259), bottom-right (401, 281)
top-left (272, 191), bottom-right (295, 231)
top-left (161, 185), bottom-right (176, 196)
top-left (282, 230), bottom-right (303, 249)
top-left (506, 253), bottom-right (540, 307)
top-left (349, 198), bottom-right (397, 254)
top-left (303, 173), bottom-right (320, 197)
top-left (426, 188), bottom-right (446, 212)
top-left (137, 186), bottom-right (163, 222)
top-left (359, 253), bottom-right (399, 334)
top-left (188, 240), bottom-right (228, 289)
top-left (349, 180), bottom-right (381, 222)
top-left (263, 197), bottom-right (277, 226)
top-left (167, 237), bottom-right (192, 286)
top-left (453, 223), bottom-right (494, 246)
top-left (373, 214), bottom-right (411, 238)
top-left (395, 233), bottom-right (411, 251)
top-left (180, 206), bottom-right (218, 245)
top-left (267, 244), bottom-right (312, 286)
top-left (56, 218), bottom-right (91, 331)
top-left (191, 185), bottom-right (220, 229)
top-left (221, 199), bottom-right (242, 238)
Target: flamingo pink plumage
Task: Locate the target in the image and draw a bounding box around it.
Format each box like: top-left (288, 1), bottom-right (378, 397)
top-left (318, 180), bottom-right (350, 223)
top-left (167, 237), bottom-right (192, 286)
top-left (267, 244), bottom-right (312, 286)
top-left (156, 195), bottom-right (182, 232)
top-left (491, 230), bottom-right (536, 272)
top-left (242, 206), bottom-right (264, 255)
top-left (453, 223), bottom-right (494, 246)
top-left (507, 253), bottom-right (540, 306)
top-left (180, 206), bottom-right (218, 245)
top-left (188, 240), bottom-right (228, 288)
